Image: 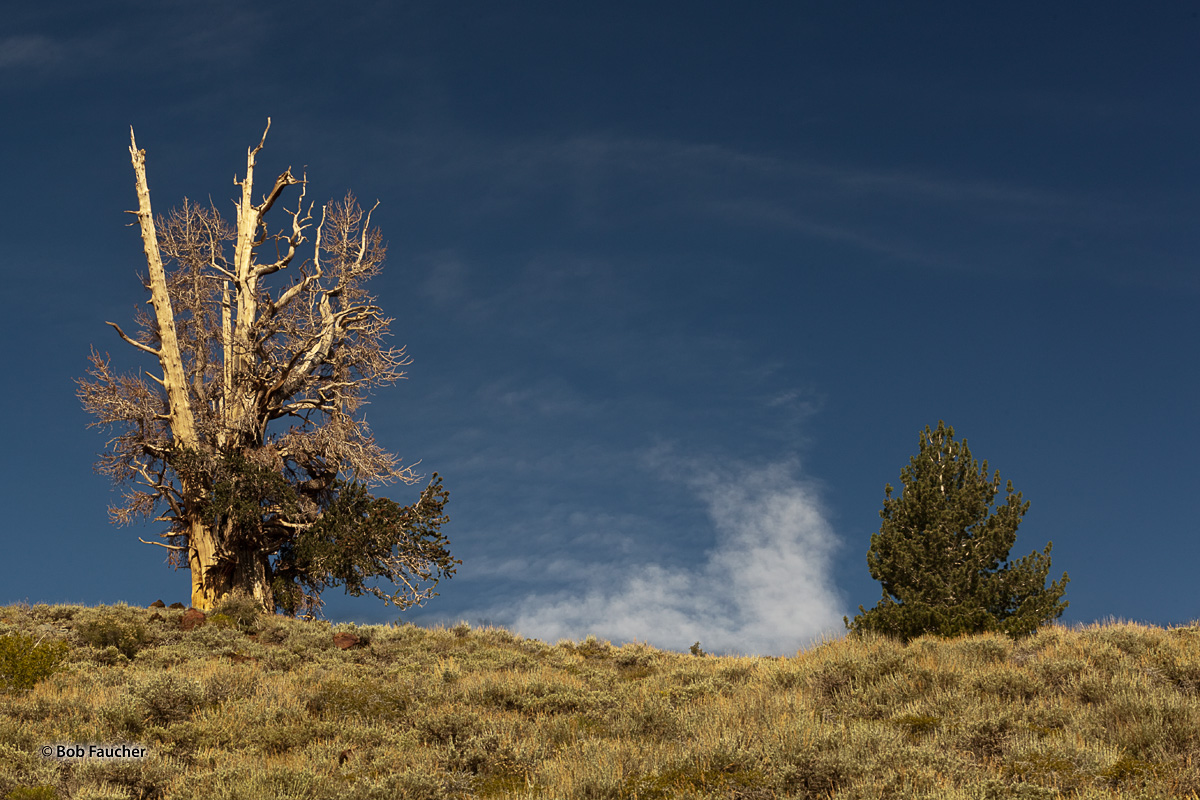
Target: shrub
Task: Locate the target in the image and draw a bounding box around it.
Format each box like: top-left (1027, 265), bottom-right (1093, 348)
top-left (204, 613), bottom-right (234, 629)
top-left (892, 713), bottom-right (942, 737)
top-left (75, 614), bottom-right (149, 660)
top-left (0, 634), bottom-right (70, 693)
top-left (132, 673), bottom-right (204, 726)
top-left (5, 787), bottom-right (60, 800)
top-left (306, 676), bottom-right (410, 722)
top-left (212, 593), bottom-right (262, 632)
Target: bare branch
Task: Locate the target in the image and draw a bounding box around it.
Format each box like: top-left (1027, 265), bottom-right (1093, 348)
top-left (139, 537), bottom-right (187, 551)
top-left (256, 167), bottom-right (302, 219)
top-left (106, 321), bottom-right (161, 357)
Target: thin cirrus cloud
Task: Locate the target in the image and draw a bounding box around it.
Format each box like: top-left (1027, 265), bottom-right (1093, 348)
top-left (494, 453), bottom-right (846, 656)
top-left (368, 128), bottom-right (1147, 285)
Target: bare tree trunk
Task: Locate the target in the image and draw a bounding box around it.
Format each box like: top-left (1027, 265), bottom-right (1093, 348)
top-left (186, 516), bottom-right (222, 611)
top-left (128, 131), bottom-right (230, 611)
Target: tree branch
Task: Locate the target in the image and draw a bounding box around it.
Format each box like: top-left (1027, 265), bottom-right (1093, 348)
top-left (139, 537), bottom-right (187, 551)
top-left (106, 321), bottom-right (161, 358)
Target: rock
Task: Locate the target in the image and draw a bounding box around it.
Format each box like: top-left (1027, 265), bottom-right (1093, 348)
top-left (149, 612), bottom-right (163, 622)
top-left (149, 599), bottom-right (166, 608)
top-left (180, 608), bottom-right (206, 631)
top-left (168, 602), bottom-right (186, 610)
top-left (332, 632), bottom-right (363, 650)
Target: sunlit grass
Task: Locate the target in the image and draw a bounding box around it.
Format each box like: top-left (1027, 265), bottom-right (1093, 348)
top-left (1, 602), bottom-right (1199, 798)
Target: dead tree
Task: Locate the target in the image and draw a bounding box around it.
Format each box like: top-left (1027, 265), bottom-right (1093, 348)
top-left (78, 121), bottom-right (457, 614)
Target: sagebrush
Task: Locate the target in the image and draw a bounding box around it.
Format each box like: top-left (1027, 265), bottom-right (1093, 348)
top-left (1, 603), bottom-right (1198, 799)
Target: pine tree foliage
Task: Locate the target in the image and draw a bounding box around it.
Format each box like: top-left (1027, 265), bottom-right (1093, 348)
top-left (847, 421), bottom-right (1068, 641)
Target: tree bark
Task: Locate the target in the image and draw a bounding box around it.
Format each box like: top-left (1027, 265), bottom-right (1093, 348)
top-left (130, 130), bottom-right (226, 611)
top-left (230, 548), bottom-right (275, 610)
top-left (186, 518), bottom-right (222, 611)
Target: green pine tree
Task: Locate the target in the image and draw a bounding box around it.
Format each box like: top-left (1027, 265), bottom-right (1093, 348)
top-left (847, 421), bottom-right (1068, 641)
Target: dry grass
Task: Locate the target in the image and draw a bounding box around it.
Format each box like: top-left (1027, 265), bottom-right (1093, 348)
top-left (2, 603), bottom-right (1199, 799)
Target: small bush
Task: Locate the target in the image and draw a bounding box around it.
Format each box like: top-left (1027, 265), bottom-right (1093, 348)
top-left (6, 787), bottom-right (60, 800)
top-left (75, 614), bottom-right (149, 660)
top-left (0, 634), bottom-right (70, 693)
top-left (306, 676), bottom-right (410, 722)
top-left (212, 593), bottom-right (262, 632)
top-left (253, 620), bottom-right (291, 645)
top-left (1098, 753), bottom-right (1157, 786)
top-left (184, 624), bottom-right (250, 656)
top-left (206, 613), bottom-right (237, 630)
top-left (99, 694), bottom-right (147, 737)
top-left (892, 713), bottom-right (941, 737)
top-left (575, 635), bottom-right (611, 660)
top-left (133, 673), bottom-right (204, 726)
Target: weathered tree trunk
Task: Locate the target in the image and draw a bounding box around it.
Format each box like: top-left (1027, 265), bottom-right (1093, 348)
top-left (129, 132), bottom-right (229, 611)
top-left (184, 518), bottom-right (274, 612)
top-left (186, 517), bottom-right (223, 611)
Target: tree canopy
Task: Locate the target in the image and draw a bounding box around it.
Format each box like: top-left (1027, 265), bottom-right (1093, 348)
top-left (847, 421), bottom-right (1068, 641)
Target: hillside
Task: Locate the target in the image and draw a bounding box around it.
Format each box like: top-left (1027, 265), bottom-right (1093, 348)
top-left (1, 602), bottom-right (1199, 799)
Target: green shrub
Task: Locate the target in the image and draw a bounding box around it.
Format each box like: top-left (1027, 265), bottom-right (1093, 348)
top-left (184, 624), bottom-right (249, 656)
top-left (892, 713), bottom-right (942, 737)
top-left (132, 673), bottom-right (204, 726)
top-left (99, 693), bottom-right (146, 738)
top-left (626, 760), bottom-right (767, 800)
top-left (252, 620), bottom-right (291, 645)
top-left (306, 676), bottom-right (410, 722)
top-left (1098, 753), bottom-right (1157, 786)
top-left (206, 613), bottom-right (236, 630)
top-left (0, 634), bottom-right (70, 693)
top-left (75, 615), bottom-right (149, 660)
top-left (5, 787), bottom-right (60, 800)
top-left (212, 593), bottom-right (262, 632)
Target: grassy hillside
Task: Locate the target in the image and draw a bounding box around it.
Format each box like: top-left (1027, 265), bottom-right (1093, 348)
top-left (1, 602), bottom-right (1199, 799)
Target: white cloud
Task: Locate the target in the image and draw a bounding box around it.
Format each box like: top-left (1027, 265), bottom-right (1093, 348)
top-left (497, 456), bottom-right (846, 656)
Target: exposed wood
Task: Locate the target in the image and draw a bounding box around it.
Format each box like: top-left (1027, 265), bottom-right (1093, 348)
top-left (127, 129), bottom-right (200, 453)
top-left (105, 321), bottom-right (160, 358)
top-left (139, 537), bottom-right (186, 551)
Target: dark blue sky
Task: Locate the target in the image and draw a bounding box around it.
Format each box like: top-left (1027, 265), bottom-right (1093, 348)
top-left (2, 2), bottom-right (1196, 654)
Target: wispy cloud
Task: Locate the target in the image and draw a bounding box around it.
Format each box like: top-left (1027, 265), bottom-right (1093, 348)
top-left (0, 35), bottom-right (64, 70)
top-left (1, 4), bottom-right (267, 90)
top-left (351, 124), bottom-right (1155, 286)
top-left (488, 454), bottom-right (846, 656)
